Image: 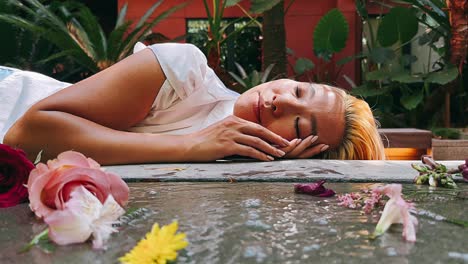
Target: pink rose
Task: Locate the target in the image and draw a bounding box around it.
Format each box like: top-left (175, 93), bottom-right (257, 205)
top-left (28, 151), bottom-right (129, 219)
top-left (0, 144), bottom-right (35, 208)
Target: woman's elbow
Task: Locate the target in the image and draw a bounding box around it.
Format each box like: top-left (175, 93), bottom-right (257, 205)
top-left (3, 110), bottom-right (40, 157)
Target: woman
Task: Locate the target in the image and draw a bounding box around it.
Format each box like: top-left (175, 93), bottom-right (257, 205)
top-left (2, 43), bottom-right (385, 164)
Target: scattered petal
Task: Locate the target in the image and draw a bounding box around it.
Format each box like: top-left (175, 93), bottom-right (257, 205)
top-left (372, 184), bottom-right (418, 242)
top-left (294, 180), bottom-right (335, 197)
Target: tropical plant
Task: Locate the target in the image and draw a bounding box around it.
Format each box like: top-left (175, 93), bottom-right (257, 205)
top-left (0, 0), bottom-right (186, 76)
top-left (351, 0), bottom-right (466, 127)
top-left (227, 0), bottom-right (297, 79)
top-left (228, 62), bottom-right (275, 92)
top-left (200, 0), bottom-right (258, 72)
top-left (289, 8), bottom-right (350, 85)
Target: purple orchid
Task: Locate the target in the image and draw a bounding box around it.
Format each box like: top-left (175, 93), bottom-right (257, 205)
top-left (294, 180), bottom-right (335, 197)
top-left (459, 159), bottom-right (468, 182)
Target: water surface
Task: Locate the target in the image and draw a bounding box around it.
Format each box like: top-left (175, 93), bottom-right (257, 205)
top-left (0, 183), bottom-right (467, 263)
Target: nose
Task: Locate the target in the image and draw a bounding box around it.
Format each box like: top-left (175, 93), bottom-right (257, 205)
top-left (270, 94), bottom-right (297, 117)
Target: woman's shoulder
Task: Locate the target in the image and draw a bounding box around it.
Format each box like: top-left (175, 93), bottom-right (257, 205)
top-left (137, 42), bottom-right (207, 64)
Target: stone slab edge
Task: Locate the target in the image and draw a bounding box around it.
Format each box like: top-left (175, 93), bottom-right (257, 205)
top-left (104, 160), bottom-right (465, 183)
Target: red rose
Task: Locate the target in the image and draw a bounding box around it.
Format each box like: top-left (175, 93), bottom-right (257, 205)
top-left (0, 144), bottom-right (35, 208)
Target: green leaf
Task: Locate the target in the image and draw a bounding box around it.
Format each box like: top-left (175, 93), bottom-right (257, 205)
top-left (234, 62), bottom-right (247, 79)
top-left (225, 0), bottom-right (242, 7)
top-left (351, 85), bottom-right (390, 97)
top-left (250, 0), bottom-right (282, 14)
top-left (391, 72), bottom-right (423, 83)
top-left (377, 7), bottom-right (418, 47)
top-left (286, 47), bottom-right (295, 55)
top-left (294, 58), bottom-right (314, 75)
top-left (366, 69), bottom-right (390, 81)
top-left (261, 63), bottom-right (275, 83)
top-left (425, 67), bottom-right (459, 85)
top-left (399, 54), bottom-right (417, 67)
top-left (115, 3), bottom-right (128, 27)
top-left (355, 0), bottom-right (368, 19)
top-left (34, 150), bottom-right (43, 165)
top-left (313, 8), bottom-right (349, 58)
top-left (228, 71), bottom-right (247, 88)
top-left (368, 47), bottom-right (395, 64)
top-left (400, 88), bottom-right (424, 110)
top-left (136, 0), bottom-right (163, 28)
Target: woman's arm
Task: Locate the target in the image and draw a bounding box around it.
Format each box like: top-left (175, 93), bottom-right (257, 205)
top-left (4, 49), bottom-right (288, 164)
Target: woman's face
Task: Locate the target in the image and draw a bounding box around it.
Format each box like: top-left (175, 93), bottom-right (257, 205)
top-left (233, 79), bottom-right (346, 149)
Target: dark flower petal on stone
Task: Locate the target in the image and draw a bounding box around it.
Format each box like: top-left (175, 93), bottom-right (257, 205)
top-left (317, 189), bottom-right (336, 197)
top-left (294, 180), bottom-right (335, 197)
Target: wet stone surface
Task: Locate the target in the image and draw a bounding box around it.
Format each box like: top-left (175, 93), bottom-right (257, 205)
top-left (1, 182), bottom-right (467, 264)
top-left (105, 160), bottom-right (464, 183)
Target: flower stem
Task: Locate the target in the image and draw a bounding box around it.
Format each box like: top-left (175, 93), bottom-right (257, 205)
top-left (18, 229), bottom-right (49, 254)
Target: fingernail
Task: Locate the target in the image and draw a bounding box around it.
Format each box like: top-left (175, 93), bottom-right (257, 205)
top-left (310, 136), bottom-right (318, 144)
top-left (296, 138), bottom-right (302, 144)
top-left (267, 155), bottom-right (275, 161)
top-left (276, 149), bottom-right (285, 157)
top-left (320, 145), bottom-right (329, 152)
top-left (282, 139), bottom-right (290, 146)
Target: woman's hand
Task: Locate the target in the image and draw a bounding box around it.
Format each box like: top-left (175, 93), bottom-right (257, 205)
top-left (280, 135), bottom-right (329, 159)
top-left (185, 115), bottom-right (290, 161)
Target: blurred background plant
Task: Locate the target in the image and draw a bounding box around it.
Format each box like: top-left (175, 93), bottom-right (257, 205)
top-left (228, 62), bottom-right (275, 92)
top-left (0, 0), bottom-right (186, 82)
top-left (350, 0), bottom-right (466, 129)
top-left (288, 8), bottom-right (350, 86)
top-left (186, 0), bottom-right (293, 93)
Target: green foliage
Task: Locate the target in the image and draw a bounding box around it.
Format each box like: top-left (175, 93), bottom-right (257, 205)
top-left (0, 0), bottom-right (186, 76)
top-left (290, 8), bottom-right (349, 84)
top-left (400, 87), bottom-right (424, 110)
top-left (294, 58), bottom-right (314, 75)
top-left (425, 67), bottom-right (459, 85)
top-left (377, 7), bottom-right (419, 47)
top-left (226, 0), bottom-right (283, 14)
top-left (431, 127), bottom-right (461, 139)
top-left (228, 62), bottom-right (275, 92)
top-left (313, 8), bottom-right (349, 61)
top-left (350, 0), bottom-right (466, 127)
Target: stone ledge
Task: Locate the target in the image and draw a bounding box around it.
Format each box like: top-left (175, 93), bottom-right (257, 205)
top-left (104, 160), bottom-right (464, 183)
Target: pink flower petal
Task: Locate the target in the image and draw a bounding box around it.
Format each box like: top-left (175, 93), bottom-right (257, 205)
top-left (373, 184), bottom-right (418, 242)
top-left (294, 180), bottom-right (335, 197)
top-left (45, 209), bottom-right (92, 245)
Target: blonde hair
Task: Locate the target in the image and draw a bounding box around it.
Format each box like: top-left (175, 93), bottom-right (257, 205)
top-left (321, 88), bottom-right (386, 160)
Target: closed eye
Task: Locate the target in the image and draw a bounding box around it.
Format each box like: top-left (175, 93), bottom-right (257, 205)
top-left (295, 86), bottom-right (300, 98)
top-left (295, 117), bottom-right (300, 138)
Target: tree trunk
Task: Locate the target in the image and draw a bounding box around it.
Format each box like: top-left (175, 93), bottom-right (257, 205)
top-left (262, 0), bottom-right (287, 78)
top-left (444, 0), bottom-right (468, 127)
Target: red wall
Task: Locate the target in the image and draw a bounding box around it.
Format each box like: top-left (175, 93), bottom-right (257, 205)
top-left (118, 0), bottom-right (361, 89)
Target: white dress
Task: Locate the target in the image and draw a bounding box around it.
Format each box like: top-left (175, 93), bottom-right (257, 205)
top-left (0, 43), bottom-right (239, 143)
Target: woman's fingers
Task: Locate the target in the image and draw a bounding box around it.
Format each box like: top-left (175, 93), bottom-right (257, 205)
top-left (235, 134), bottom-right (286, 158)
top-left (284, 135), bottom-right (318, 158)
top-left (279, 138), bottom-right (301, 153)
top-left (238, 119), bottom-right (289, 148)
top-left (297, 144), bottom-right (329, 159)
top-left (234, 144), bottom-right (275, 161)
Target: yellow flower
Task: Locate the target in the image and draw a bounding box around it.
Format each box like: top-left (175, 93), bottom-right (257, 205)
top-left (119, 221), bottom-right (188, 264)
